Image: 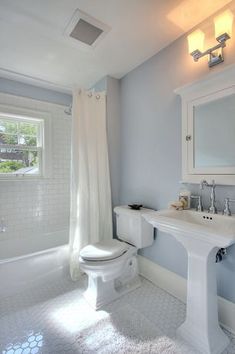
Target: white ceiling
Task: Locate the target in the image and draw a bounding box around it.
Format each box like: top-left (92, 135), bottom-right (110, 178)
top-left (0, 0), bottom-right (232, 93)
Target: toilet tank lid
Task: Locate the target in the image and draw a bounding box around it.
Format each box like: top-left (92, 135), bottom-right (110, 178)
top-left (114, 205), bottom-right (155, 217)
top-left (80, 239), bottom-right (129, 261)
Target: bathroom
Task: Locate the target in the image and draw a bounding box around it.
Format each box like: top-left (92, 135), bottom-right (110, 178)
top-left (0, 1), bottom-right (235, 353)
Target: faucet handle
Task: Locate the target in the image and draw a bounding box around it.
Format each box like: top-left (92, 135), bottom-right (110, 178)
top-left (223, 198), bottom-right (235, 216)
top-left (200, 179), bottom-right (208, 190)
top-left (191, 195), bottom-right (203, 212)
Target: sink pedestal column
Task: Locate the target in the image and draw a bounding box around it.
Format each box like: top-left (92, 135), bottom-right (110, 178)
top-left (176, 240), bottom-right (229, 354)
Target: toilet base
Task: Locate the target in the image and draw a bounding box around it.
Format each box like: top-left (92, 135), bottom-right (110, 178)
top-left (81, 250), bottom-right (141, 309)
top-left (84, 275), bottom-right (141, 310)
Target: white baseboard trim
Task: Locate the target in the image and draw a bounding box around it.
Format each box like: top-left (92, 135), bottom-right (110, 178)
top-left (138, 255), bottom-right (235, 335)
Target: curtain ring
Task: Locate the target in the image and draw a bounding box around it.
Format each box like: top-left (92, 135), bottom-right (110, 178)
top-left (96, 94), bottom-right (100, 99)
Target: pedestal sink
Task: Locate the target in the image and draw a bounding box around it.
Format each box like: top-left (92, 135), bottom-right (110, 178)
top-left (143, 209), bottom-right (235, 354)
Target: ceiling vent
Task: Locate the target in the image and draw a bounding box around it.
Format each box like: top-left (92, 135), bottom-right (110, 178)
top-left (64, 9), bottom-right (111, 49)
top-left (70, 19), bottom-right (103, 46)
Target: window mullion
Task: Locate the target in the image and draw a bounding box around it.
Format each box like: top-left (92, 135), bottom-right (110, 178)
top-left (0, 144), bottom-right (38, 151)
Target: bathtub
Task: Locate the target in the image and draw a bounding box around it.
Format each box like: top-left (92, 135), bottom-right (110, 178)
top-left (0, 244), bottom-right (70, 298)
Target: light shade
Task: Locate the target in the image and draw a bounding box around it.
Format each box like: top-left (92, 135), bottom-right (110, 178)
top-left (214, 9), bottom-right (234, 38)
top-left (187, 29), bottom-right (205, 54)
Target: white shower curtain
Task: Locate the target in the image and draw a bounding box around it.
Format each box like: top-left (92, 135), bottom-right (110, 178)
top-left (69, 89), bottom-right (113, 281)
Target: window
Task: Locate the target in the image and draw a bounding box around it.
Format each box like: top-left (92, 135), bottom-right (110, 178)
top-left (0, 113), bottom-right (44, 177)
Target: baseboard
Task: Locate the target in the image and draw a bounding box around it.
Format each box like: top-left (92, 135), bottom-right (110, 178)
top-left (138, 255), bottom-right (235, 335)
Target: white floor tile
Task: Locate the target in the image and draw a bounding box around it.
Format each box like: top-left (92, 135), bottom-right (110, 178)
top-left (0, 274), bottom-right (234, 354)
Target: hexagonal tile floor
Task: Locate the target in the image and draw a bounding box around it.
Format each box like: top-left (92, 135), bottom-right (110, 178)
top-left (0, 274), bottom-right (234, 354)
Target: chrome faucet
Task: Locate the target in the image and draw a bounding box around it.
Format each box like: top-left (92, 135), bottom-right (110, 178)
top-left (200, 179), bottom-right (217, 214)
top-left (223, 198), bottom-right (235, 216)
top-left (191, 195), bottom-right (203, 212)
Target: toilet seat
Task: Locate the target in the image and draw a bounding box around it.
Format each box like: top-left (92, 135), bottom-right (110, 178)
top-left (79, 242), bottom-right (136, 283)
top-left (80, 239), bottom-right (129, 261)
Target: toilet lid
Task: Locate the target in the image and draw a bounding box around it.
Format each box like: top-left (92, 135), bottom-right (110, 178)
top-left (80, 239), bottom-right (129, 261)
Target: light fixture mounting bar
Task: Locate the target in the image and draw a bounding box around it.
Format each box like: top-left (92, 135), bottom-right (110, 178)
top-left (191, 32), bottom-right (230, 67)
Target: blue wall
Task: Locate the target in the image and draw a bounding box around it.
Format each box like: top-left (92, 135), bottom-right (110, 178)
top-left (0, 78), bottom-right (72, 105)
top-left (119, 34), bottom-right (235, 302)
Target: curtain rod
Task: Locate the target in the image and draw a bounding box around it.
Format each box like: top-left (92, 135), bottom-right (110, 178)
top-left (0, 67), bottom-right (73, 95)
top-left (64, 91), bottom-right (103, 115)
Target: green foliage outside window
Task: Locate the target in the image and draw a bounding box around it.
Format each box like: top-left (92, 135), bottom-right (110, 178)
top-left (0, 120), bottom-right (37, 146)
top-left (0, 161), bottom-right (24, 173)
top-left (0, 118), bottom-right (40, 174)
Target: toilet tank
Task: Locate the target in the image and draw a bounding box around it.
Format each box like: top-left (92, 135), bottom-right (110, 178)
top-left (114, 206), bottom-right (154, 248)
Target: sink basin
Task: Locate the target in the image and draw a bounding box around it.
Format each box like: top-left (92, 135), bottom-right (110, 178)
top-left (143, 209), bottom-right (235, 354)
top-left (144, 209), bottom-right (235, 248)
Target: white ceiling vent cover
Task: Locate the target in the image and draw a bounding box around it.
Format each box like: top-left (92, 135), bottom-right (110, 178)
top-left (64, 9), bottom-right (111, 49)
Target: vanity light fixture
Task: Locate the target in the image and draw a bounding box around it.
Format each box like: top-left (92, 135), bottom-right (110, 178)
top-left (187, 9), bottom-right (234, 67)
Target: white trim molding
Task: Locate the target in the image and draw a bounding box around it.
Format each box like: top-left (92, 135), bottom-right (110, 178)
top-left (138, 255), bottom-right (235, 335)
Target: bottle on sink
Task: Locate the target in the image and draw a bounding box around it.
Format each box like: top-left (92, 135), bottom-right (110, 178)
top-left (179, 188), bottom-right (191, 209)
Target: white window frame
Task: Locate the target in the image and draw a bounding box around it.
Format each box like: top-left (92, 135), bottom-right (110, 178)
top-left (0, 104), bottom-right (52, 180)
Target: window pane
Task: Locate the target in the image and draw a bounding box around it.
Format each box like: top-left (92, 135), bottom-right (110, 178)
top-left (19, 122), bottom-right (38, 136)
top-left (0, 133), bottom-right (18, 145)
top-left (0, 119), bottom-right (39, 147)
top-left (19, 135), bottom-right (37, 146)
top-left (0, 120), bottom-right (17, 134)
top-left (0, 148), bottom-right (39, 174)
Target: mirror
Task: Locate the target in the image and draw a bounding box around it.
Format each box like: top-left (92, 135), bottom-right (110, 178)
top-left (176, 65), bottom-right (235, 185)
top-left (194, 93), bottom-right (235, 168)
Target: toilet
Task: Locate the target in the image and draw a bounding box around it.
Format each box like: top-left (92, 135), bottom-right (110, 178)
top-left (79, 206), bottom-right (154, 309)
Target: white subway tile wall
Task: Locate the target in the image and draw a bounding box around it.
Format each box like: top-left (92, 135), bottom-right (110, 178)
top-left (0, 93), bottom-right (71, 258)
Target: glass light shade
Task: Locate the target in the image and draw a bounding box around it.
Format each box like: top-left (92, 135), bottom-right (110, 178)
top-left (214, 9), bottom-right (234, 38)
top-left (187, 29), bottom-right (205, 54)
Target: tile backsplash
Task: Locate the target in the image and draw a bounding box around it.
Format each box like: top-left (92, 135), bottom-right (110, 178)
top-left (0, 93), bottom-right (71, 259)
